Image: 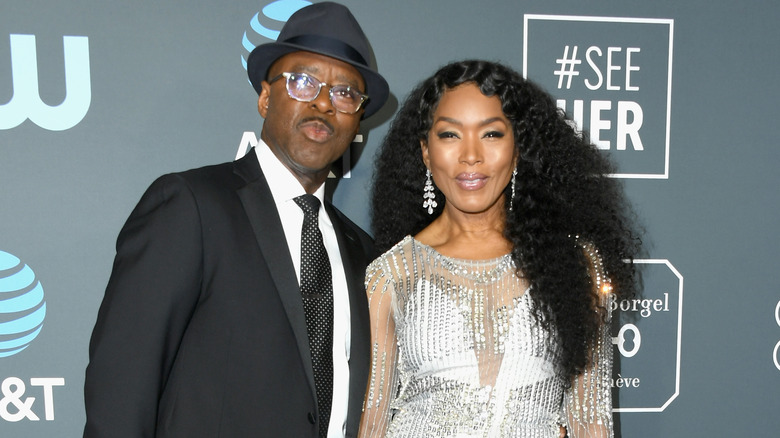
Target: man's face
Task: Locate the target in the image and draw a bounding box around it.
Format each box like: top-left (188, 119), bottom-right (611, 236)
top-left (258, 51), bottom-right (365, 192)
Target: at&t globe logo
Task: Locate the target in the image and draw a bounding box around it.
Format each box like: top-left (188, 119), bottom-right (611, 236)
top-left (0, 250), bottom-right (46, 358)
top-left (241, 0), bottom-right (311, 73)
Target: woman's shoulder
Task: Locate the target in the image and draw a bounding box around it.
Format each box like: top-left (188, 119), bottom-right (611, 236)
top-left (365, 236), bottom-right (417, 292)
top-left (370, 235), bottom-right (415, 267)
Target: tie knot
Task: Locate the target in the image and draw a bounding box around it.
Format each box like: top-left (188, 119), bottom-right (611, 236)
top-left (294, 194), bottom-right (321, 217)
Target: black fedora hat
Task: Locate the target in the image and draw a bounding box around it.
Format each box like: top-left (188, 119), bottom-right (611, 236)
top-left (247, 2), bottom-right (389, 118)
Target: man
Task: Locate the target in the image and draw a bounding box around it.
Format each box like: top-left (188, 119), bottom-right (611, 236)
top-left (83, 3), bottom-right (389, 437)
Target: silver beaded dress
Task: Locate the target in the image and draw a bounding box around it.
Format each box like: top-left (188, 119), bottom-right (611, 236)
top-left (359, 236), bottom-right (613, 438)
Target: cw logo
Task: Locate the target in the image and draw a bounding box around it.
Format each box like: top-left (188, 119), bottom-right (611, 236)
top-left (0, 34), bottom-right (91, 131)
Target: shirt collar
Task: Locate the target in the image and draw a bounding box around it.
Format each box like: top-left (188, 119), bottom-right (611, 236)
top-left (255, 140), bottom-right (326, 206)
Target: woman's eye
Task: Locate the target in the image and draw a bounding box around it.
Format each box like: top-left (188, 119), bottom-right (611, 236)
top-left (484, 130), bottom-right (505, 139)
top-left (436, 131), bottom-right (459, 139)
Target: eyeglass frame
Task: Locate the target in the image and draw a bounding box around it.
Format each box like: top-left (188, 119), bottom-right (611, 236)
top-left (267, 72), bottom-right (369, 114)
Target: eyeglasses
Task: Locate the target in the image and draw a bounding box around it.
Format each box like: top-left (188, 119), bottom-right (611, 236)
top-left (268, 72), bottom-right (369, 114)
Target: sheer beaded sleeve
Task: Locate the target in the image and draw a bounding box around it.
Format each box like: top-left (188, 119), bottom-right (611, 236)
top-left (358, 256), bottom-right (400, 437)
top-left (564, 243), bottom-right (615, 438)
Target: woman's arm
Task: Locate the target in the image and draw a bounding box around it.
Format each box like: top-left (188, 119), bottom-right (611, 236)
top-left (358, 261), bottom-right (400, 437)
top-left (564, 243), bottom-right (615, 438)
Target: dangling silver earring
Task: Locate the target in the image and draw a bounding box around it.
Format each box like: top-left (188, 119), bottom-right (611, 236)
top-left (423, 169), bottom-right (437, 215)
top-left (509, 168), bottom-right (517, 211)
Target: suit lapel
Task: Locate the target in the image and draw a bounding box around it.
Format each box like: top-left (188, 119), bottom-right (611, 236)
top-left (234, 150), bottom-right (371, 432)
top-left (326, 204), bottom-right (371, 435)
top-left (233, 150), bottom-right (317, 399)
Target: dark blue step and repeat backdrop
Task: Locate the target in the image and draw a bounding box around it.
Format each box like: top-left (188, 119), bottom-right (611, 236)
top-left (2, 1), bottom-right (778, 436)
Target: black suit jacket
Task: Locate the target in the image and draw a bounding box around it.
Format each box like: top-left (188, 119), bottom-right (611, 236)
top-left (84, 149), bottom-right (373, 437)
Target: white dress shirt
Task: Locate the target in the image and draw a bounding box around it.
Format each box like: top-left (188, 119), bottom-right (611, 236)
top-left (255, 142), bottom-right (351, 438)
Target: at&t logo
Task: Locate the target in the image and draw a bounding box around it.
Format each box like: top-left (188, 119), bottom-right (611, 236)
top-left (241, 0), bottom-right (311, 74)
top-left (0, 250), bottom-right (46, 357)
top-left (0, 34), bottom-right (91, 131)
top-left (0, 377), bottom-right (64, 421)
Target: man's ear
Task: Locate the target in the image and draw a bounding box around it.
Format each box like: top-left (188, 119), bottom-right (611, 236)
top-left (257, 82), bottom-right (271, 118)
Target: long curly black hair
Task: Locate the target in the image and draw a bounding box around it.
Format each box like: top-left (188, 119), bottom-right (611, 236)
top-left (371, 60), bottom-right (641, 382)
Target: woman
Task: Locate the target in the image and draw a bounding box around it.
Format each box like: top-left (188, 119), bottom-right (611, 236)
top-left (359, 60), bottom-right (640, 437)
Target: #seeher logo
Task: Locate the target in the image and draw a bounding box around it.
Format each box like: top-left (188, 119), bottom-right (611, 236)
top-left (0, 250), bottom-right (46, 358)
top-left (241, 0), bottom-right (312, 73)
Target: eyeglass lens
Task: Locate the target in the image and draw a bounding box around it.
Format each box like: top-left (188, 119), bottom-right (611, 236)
top-left (286, 73), bottom-right (365, 114)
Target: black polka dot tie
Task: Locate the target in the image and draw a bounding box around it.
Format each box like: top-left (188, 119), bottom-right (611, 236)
top-left (294, 194), bottom-right (333, 437)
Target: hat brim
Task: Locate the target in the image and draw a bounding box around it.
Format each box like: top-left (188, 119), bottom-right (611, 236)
top-left (247, 42), bottom-right (389, 118)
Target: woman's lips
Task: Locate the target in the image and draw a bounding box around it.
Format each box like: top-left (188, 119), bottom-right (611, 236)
top-left (455, 172), bottom-right (488, 190)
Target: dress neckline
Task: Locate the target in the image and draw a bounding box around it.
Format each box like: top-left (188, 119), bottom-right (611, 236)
top-left (408, 235), bottom-right (512, 264)
top-left (407, 235), bottom-right (516, 285)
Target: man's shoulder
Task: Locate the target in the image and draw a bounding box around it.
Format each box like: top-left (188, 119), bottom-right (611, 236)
top-left (151, 153), bottom-right (257, 193)
top-left (177, 156), bottom-right (246, 182)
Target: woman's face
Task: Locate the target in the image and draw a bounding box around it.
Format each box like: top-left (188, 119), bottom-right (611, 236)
top-left (422, 83), bottom-right (516, 217)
